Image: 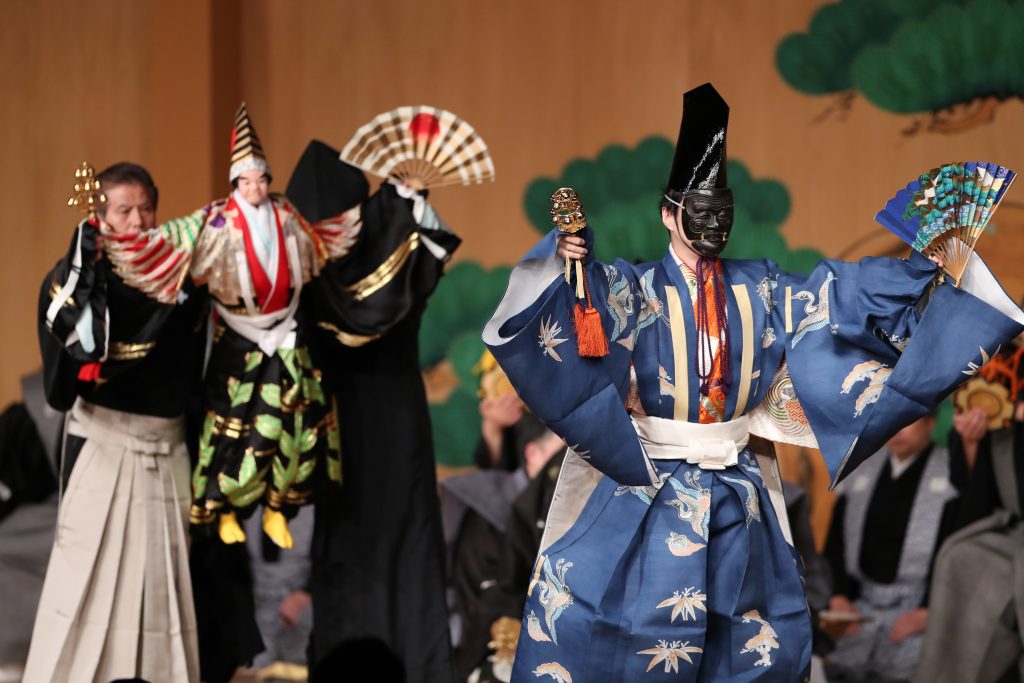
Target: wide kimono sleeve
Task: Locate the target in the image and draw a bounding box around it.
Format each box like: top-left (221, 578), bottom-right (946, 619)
top-left (307, 181), bottom-right (462, 346)
top-left (774, 251), bottom-right (1024, 486)
top-left (103, 207), bottom-right (207, 305)
top-left (39, 220), bottom-right (108, 410)
top-left (483, 226), bottom-right (656, 487)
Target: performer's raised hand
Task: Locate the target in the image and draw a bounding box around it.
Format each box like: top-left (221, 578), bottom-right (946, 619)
top-left (953, 407), bottom-right (988, 470)
top-left (557, 234), bottom-right (588, 260)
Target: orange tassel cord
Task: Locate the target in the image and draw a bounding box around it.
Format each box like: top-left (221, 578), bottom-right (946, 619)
top-left (550, 187), bottom-right (608, 358)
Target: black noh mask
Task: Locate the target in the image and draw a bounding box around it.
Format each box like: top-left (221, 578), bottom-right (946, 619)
top-left (665, 83), bottom-right (732, 258)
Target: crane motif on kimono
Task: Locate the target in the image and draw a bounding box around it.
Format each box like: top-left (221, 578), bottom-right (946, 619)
top-left (665, 471), bottom-right (712, 541)
top-left (526, 611), bottom-right (552, 643)
top-left (791, 272), bottom-right (838, 347)
top-left (527, 556), bottom-right (574, 645)
top-left (614, 471), bottom-right (670, 506)
top-left (603, 264), bottom-right (634, 341)
top-left (720, 475), bottom-right (762, 527)
top-left (841, 360), bottom-right (893, 418)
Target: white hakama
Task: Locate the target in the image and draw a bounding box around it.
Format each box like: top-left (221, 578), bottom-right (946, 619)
top-left (22, 400), bottom-right (199, 683)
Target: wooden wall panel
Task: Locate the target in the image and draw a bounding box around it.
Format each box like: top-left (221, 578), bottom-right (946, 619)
top-left (0, 0), bottom-right (215, 408)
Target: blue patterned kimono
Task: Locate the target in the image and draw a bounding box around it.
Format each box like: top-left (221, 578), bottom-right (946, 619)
top-left (482, 227), bottom-right (1024, 683)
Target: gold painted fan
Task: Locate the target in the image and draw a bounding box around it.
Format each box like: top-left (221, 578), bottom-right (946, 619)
top-left (953, 344), bottom-right (1024, 430)
top-left (340, 106), bottom-right (495, 189)
top-left (955, 378), bottom-right (1014, 430)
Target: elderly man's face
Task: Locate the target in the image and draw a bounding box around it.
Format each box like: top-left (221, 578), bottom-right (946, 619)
top-left (237, 170), bottom-right (270, 207)
top-left (102, 183), bottom-right (156, 235)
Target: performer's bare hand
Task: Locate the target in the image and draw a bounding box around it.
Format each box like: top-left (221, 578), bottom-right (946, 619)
top-left (557, 234), bottom-right (588, 260)
top-left (889, 607), bottom-right (927, 642)
top-left (928, 254), bottom-right (945, 269)
top-left (279, 590), bottom-right (312, 629)
top-left (953, 407), bottom-right (988, 470)
top-left (826, 595), bottom-right (862, 637)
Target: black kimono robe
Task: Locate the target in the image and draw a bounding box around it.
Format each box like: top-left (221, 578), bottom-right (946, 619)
top-left (286, 141), bottom-right (461, 683)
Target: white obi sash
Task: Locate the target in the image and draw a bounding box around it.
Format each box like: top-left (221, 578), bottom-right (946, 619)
top-left (633, 414), bottom-right (749, 469)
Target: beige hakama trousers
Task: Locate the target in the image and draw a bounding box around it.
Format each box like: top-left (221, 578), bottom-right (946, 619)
top-left (22, 399), bottom-right (199, 683)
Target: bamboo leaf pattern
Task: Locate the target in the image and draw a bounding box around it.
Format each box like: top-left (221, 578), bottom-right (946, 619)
top-left (244, 350), bottom-right (264, 373)
top-left (272, 458), bottom-right (288, 491)
top-left (260, 383), bottom-right (283, 409)
top-left (192, 413), bottom-right (216, 498)
top-left (300, 427), bottom-right (318, 454)
top-left (255, 414), bottom-right (282, 441)
top-left (302, 377), bottom-right (326, 405)
top-left (282, 381), bottom-right (302, 410)
top-left (219, 462), bottom-right (270, 508)
top-left (278, 349), bottom-right (301, 384)
top-left (327, 400), bottom-right (341, 452)
top-left (229, 380), bottom-right (255, 408)
top-left (296, 458), bottom-right (317, 484)
top-left (327, 455), bottom-right (342, 483)
top-left (238, 449), bottom-right (258, 484)
top-left (279, 429), bottom-right (297, 459)
top-left (233, 382), bottom-right (254, 409)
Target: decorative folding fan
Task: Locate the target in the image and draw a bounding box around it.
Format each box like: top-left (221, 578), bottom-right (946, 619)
top-left (340, 106), bottom-right (495, 189)
top-left (954, 343), bottom-right (1024, 430)
top-left (955, 377), bottom-right (1014, 430)
top-left (875, 161), bottom-right (1016, 285)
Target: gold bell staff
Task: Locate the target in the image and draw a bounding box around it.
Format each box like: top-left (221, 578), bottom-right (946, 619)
top-left (68, 161), bottom-right (107, 222)
top-left (551, 187), bottom-right (587, 299)
top-left (550, 187), bottom-right (607, 357)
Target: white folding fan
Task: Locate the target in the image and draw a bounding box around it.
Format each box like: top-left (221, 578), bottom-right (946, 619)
top-left (340, 106), bottom-right (495, 189)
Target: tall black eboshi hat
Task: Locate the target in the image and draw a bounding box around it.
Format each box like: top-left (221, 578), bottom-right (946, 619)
top-left (666, 83), bottom-right (730, 193)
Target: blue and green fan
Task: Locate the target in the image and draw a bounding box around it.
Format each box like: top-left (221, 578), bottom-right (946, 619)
top-left (876, 161), bottom-right (1016, 285)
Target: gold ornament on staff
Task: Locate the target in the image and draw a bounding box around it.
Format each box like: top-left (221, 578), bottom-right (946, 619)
top-left (550, 187), bottom-right (608, 358)
top-left (550, 187), bottom-right (587, 299)
top-left (67, 162), bottom-right (106, 221)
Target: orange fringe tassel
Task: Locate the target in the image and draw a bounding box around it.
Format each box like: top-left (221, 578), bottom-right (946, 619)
top-left (573, 267), bottom-right (609, 358)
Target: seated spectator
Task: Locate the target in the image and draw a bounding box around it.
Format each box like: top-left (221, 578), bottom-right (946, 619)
top-left (242, 505), bottom-right (315, 683)
top-left (914, 344), bottom-right (1024, 683)
top-left (473, 351), bottom-right (526, 472)
top-left (440, 414), bottom-right (564, 680)
top-left (823, 414), bottom-right (960, 683)
top-left (0, 373), bottom-right (61, 682)
top-left (457, 444), bottom-right (565, 683)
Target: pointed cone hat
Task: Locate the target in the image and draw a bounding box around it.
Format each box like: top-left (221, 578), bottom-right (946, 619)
top-left (666, 83), bottom-right (729, 193)
top-left (229, 102), bottom-right (271, 183)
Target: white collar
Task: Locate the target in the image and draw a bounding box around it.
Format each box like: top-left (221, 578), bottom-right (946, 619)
top-left (888, 450), bottom-right (922, 479)
top-left (233, 191), bottom-right (278, 277)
